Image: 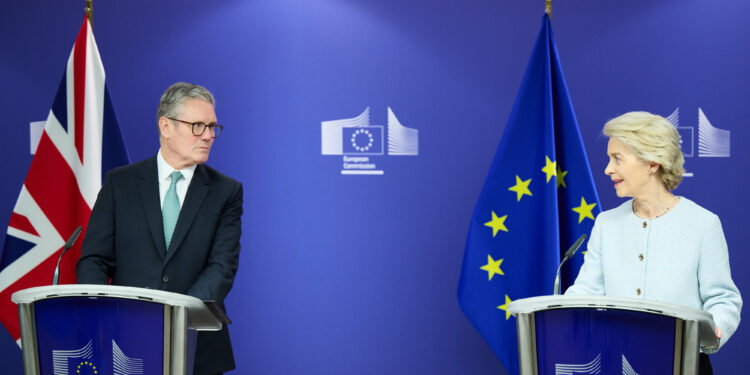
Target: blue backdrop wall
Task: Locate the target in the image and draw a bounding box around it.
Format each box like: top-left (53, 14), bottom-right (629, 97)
top-left (1, 0), bottom-right (748, 373)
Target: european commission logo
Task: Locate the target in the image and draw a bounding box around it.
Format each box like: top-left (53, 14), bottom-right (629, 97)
top-left (321, 107), bottom-right (419, 175)
top-left (52, 339), bottom-right (144, 375)
top-left (555, 354), bottom-right (641, 375)
top-left (665, 107), bottom-right (731, 177)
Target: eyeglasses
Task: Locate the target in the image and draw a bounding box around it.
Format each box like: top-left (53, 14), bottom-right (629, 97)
top-left (167, 117), bottom-right (224, 138)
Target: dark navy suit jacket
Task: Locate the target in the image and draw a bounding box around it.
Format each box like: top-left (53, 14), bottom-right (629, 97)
top-left (76, 156), bottom-right (242, 375)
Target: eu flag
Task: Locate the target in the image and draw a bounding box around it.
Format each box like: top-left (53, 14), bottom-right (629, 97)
top-left (457, 14), bottom-right (601, 375)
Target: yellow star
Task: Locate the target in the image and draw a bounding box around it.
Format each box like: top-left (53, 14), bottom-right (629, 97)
top-left (497, 294), bottom-right (512, 320)
top-left (541, 156), bottom-right (557, 183)
top-left (508, 175), bottom-right (532, 202)
top-left (483, 211), bottom-right (508, 237)
top-left (556, 166), bottom-right (568, 189)
top-left (572, 197), bottom-right (597, 223)
top-left (479, 255), bottom-right (504, 280)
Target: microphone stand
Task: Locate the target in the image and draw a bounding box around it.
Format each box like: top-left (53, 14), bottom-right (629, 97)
top-left (553, 233), bottom-right (587, 295)
top-left (52, 226), bottom-right (83, 285)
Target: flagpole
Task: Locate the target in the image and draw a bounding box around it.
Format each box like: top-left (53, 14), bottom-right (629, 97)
top-left (85, 0), bottom-right (93, 26)
top-left (545, 0), bottom-right (551, 17)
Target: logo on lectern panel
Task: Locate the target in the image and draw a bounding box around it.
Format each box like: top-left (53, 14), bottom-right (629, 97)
top-left (554, 353), bottom-right (601, 375)
top-left (52, 340), bottom-right (94, 375)
top-left (555, 353), bottom-right (642, 375)
top-left (51, 339), bottom-right (143, 375)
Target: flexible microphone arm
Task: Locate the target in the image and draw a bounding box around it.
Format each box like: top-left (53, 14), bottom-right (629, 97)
top-left (553, 233), bottom-right (587, 295)
top-left (52, 226), bottom-right (83, 285)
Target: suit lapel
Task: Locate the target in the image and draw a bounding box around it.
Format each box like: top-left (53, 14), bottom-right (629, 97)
top-left (137, 157), bottom-right (168, 260)
top-left (164, 163), bottom-right (209, 264)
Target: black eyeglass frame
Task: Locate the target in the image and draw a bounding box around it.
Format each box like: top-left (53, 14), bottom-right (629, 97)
top-left (166, 117), bottom-right (224, 137)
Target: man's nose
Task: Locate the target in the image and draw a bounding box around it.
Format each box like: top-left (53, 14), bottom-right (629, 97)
top-left (200, 127), bottom-right (213, 141)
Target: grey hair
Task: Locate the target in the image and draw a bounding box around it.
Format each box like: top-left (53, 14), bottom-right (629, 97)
top-left (603, 111), bottom-right (685, 191)
top-left (157, 82), bottom-right (215, 121)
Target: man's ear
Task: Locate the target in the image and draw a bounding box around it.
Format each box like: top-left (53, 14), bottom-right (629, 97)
top-left (158, 116), bottom-right (171, 138)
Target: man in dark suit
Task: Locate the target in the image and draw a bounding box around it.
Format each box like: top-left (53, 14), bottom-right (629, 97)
top-left (77, 82), bottom-right (242, 375)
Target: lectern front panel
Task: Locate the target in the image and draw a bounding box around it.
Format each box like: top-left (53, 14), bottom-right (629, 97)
top-left (534, 308), bottom-right (675, 374)
top-left (34, 297), bottom-right (164, 375)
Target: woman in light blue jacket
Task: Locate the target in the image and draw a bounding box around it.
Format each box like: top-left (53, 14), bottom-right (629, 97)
top-left (566, 111), bottom-right (742, 375)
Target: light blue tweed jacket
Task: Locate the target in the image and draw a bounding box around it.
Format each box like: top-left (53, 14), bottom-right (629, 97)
top-left (565, 197), bottom-right (742, 348)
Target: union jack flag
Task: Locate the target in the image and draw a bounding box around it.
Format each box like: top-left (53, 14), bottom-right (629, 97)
top-left (0, 15), bottom-right (130, 345)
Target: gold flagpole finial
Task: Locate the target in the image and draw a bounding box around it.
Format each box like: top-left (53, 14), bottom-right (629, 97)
top-left (545, 0), bottom-right (551, 17)
top-left (85, 0), bottom-right (93, 26)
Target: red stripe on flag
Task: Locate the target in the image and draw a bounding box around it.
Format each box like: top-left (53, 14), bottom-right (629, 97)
top-left (0, 132), bottom-right (92, 339)
top-left (25, 132), bottom-right (92, 248)
top-left (0, 246), bottom-right (64, 340)
top-left (73, 17), bottom-right (88, 163)
top-left (8, 213), bottom-right (39, 237)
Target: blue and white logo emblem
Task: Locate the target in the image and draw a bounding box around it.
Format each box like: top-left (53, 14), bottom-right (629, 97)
top-left (555, 353), bottom-right (602, 375)
top-left (666, 107), bottom-right (731, 177)
top-left (52, 340), bottom-right (94, 375)
top-left (321, 107), bottom-right (419, 175)
top-left (343, 127), bottom-right (384, 155)
top-left (622, 355), bottom-right (641, 375)
top-left (113, 339), bottom-right (144, 374)
top-left (51, 339), bottom-right (144, 375)
top-left (555, 353), bottom-right (641, 375)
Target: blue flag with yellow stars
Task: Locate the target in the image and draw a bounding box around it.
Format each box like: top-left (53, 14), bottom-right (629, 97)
top-left (457, 14), bottom-right (601, 375)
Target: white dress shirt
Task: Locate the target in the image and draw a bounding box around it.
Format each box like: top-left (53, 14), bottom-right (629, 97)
top-left (157, 149), bottom-right (196, 209)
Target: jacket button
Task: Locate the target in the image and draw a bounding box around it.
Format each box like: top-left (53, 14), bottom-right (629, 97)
top-left (162, 275), bottom-right (169, 283)
top-left (642, 222), bottom-right (647, 228)
top-left (636, 288), bottom-right (641, 296)
top-left (638, 254), bottom-right (644, 261)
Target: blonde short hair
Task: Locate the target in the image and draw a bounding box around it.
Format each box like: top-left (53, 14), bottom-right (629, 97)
top-left (603, 111), bottom-right (685, 190)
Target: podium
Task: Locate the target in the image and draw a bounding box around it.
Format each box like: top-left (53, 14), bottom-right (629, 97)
top-left (507, 296), bottom-right (719, 375)
top-left (11, 285), bottom-right (223, 375)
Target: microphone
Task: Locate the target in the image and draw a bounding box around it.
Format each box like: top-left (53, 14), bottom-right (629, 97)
top-left (553, 233), bottom-right (587, 295)
top-left (52, 226), bottom-right (83, 285)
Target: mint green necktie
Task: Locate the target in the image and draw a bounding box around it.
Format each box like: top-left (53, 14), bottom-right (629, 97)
top-left (162, 171), bottom-right (183, 249)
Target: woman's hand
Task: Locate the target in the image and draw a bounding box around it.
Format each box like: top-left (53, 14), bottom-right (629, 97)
top-left (716, 325), bottom-right (722, 339)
